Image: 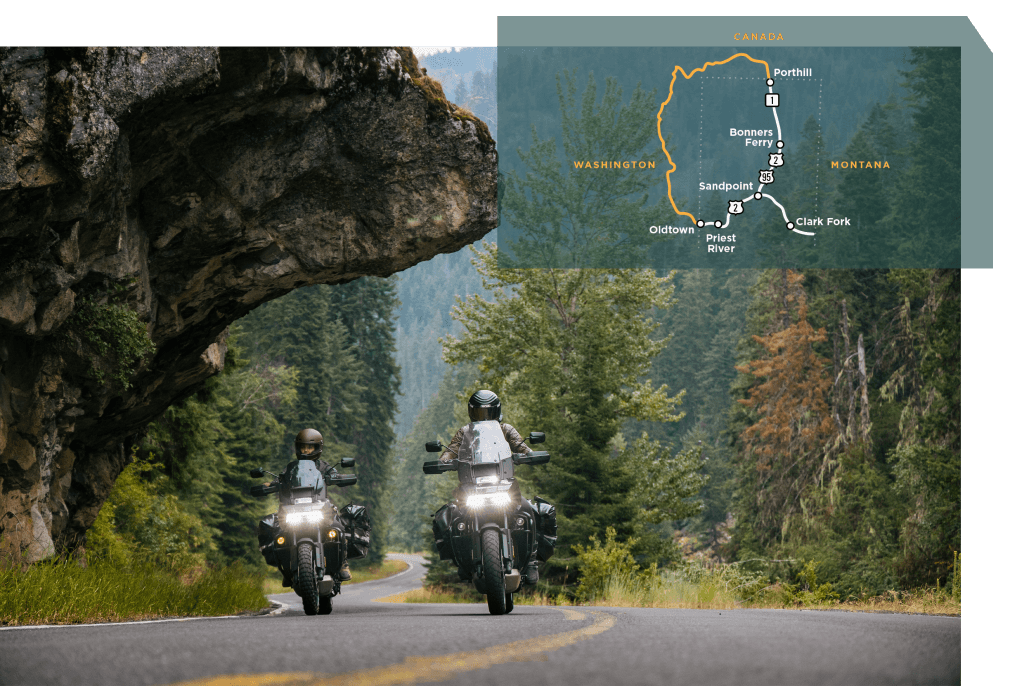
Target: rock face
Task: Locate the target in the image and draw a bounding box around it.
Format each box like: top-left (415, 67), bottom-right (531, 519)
top-left (0, 47), bottom-right (497, 564)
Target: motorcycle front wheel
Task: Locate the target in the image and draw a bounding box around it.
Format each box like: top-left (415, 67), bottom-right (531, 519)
top-left (296, 542), bottom-right (319, 616)
top-left (481, 528), bottom-right (507, 615)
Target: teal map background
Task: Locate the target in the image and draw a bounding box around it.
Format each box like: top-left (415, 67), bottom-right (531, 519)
top-left (496, 45), bottom-right (961, 269)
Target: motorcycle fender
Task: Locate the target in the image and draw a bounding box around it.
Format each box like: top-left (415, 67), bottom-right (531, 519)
top-left (475, 522), bottom-right (501, 561)
top-left (477, 522), bottom-right (513, 570)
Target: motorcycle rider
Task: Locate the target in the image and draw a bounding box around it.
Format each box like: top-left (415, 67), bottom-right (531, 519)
top-left (288, 428), bottom-right (352, 581)
top-left (437, 390), bottom-right (543, 585)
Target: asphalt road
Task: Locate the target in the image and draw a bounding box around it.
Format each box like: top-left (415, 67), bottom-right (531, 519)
top-left (0, 553), bottom-right (960, 685)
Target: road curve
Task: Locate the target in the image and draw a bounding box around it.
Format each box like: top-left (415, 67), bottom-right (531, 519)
top-left (0, 553), bottom-right (960, 686)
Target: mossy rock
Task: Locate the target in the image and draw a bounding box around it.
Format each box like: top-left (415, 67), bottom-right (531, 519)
top-left (394, 47), bottom-right (495, 150)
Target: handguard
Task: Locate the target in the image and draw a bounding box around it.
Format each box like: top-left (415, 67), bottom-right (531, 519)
top-left (511, 451), bottom-right (550, 466)
top-left (249, 482), bottom-right (281, 496)
top-left (423, 460), bottom-right (458, 474)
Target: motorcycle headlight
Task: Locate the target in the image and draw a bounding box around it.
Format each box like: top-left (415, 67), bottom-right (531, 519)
top-left (285, 510), bottom-right (325, 525)
top-left (466, 492), bottom-right (513, 510)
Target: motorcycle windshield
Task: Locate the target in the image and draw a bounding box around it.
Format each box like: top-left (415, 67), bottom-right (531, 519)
top-left (281, 460), bottom-right (324, 501)
top-left (458, 421), bottom-right (512, 464)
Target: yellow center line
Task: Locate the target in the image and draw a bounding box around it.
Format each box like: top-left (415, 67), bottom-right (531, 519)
top-left (656, 53), bottom-right (773, 223)
top-left (169, 610), bottom-right (616, 686)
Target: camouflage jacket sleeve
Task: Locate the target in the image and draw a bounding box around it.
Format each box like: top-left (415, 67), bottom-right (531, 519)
top-left (501, 424), bottom-right (531, 455)
top-left (316, 459), bottom-right (340, 480)
top-left (440, 426), bottom-right (466, 463)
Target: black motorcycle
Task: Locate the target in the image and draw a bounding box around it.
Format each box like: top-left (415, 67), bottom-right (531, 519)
top-left (249, 458), bottom-right (368, 616)
top-left (423, 421), bottom-right (556, 615)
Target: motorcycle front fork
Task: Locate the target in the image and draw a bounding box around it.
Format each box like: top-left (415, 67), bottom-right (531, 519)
top-left (470, 511), bottom-right (516, 575)
top-left (276, 528), bottom-right (328, 580)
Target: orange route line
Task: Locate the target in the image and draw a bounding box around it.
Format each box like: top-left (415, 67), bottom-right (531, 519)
top-left (657, 53), bottom-right (773, 224)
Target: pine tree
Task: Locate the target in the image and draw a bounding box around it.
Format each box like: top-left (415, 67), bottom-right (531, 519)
top-left (452, 76), bottom-right (469, 108)
top-left (443, 243), bottom-right (690, 575)
top-left (389, 364), bottom-right (477, 551)
top-left (234, 285), bottom-right (366, 463)
top-left (210, 338), bottom-right (299, 569)
top-left (832, 131), bottom-right (889, 265)
top-left (330, 277), bottom-right (401, 565)
top-left (879, 269), bottom-right (960, 586)
top-left (886, 48), bottom-right (961, 266)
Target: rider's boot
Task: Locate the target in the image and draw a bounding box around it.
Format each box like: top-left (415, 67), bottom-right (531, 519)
top-left (525, 552), bottom-right (540, 585)
top-left (337, 543), bottom-right (352, 581)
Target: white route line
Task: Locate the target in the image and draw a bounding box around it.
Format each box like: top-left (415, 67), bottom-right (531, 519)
top-left (699, 75), bottom-right (816, 236)
top-left (769, 82), bottom-right (783, 141)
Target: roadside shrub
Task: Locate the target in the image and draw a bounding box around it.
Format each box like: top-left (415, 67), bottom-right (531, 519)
top-left (573, 527), bottom-right (659, 602)
top-left (87, 452), bottom-right (215, 571)
top-left (781, 560), bottom-right (840, 606)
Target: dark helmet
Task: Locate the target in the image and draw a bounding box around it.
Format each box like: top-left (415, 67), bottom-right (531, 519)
top-left (468, 390), bottom-right (501, 422)
top-left (295, 428), bottom-right (323, 459)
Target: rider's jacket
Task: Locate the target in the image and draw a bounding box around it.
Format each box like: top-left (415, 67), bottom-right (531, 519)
top-left (440, 423), bottom-right (531, 463)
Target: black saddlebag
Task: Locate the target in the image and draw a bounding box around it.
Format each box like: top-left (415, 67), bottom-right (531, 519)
top-left (432, 503), bottom-right (456, 561)
top-left (341, 503), bottom-right (372, 560)
top-left (257, 514), bottom-right (278, 566)
top-left (533, 497), bottom-right (557, 562)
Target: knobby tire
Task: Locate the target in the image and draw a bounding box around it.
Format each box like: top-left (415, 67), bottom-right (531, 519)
top-left (482, 528), bottom-right (507, 615)
top-left (297, 542), bottom-right (319, 616)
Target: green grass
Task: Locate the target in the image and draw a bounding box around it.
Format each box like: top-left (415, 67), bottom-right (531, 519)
top-left (0, 558), bottom-right (268, 626)
top-left (394, 558), bottom-right (961, 617)
top-left (578, 561), bottom-right (960, 615)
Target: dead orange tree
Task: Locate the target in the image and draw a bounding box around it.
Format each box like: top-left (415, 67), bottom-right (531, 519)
top-left (736, 271), bottom-right (836, 547)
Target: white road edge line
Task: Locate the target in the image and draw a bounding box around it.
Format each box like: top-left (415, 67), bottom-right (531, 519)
top-left (0, 613), bottom-right (250, 632)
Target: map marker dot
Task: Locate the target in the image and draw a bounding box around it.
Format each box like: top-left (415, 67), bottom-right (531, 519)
top-left (766, 78), bottom-right (774, 86)
top-left (697, 220), bottom-right (705, 228)
top-left (754, 192), bottom-right (762, 200)
top-left (786, 222), bottom-right (795, 230)
top-left (776, 140), bottom-right (785, 149)
top-left (715, 220), bottom-right (723, 228)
